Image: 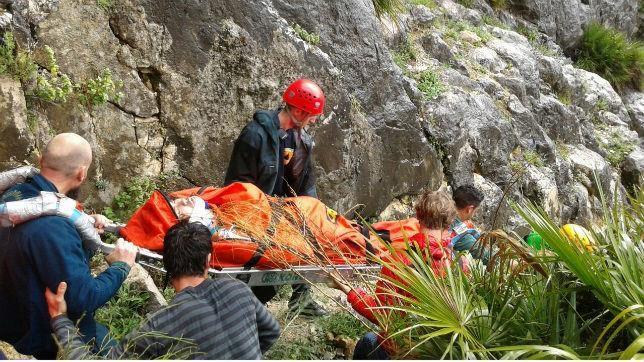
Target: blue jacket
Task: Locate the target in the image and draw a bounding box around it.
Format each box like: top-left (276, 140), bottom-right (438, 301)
top-left (450, 218), bottom-right (490, 265)
top-left (0, 174), bottom-right (130, 357)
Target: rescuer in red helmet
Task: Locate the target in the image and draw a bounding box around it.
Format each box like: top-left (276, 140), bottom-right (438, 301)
top-left (224, 78), bottom-right (327, 317)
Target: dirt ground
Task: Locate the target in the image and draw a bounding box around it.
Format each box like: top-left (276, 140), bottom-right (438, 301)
top-left (265, 284), bottom-right (370, 360)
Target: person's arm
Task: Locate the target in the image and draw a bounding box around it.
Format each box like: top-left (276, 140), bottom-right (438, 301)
top-left (347, 288), bottom-right (381, 325)
top-left (452, 232), bottom-right (490, 265)
top-left (329, 271), bottom-right (381, 325)
top-left (28, 222), bottom-right (134, 318)
top-left (50, 315), bottom-right (94, 359)
top-left (47, 281), bottom-right (165, 359)
top-left (252, 295), bottom-right (280, 353)
top-left (224, 128), bottom-right (261, 185)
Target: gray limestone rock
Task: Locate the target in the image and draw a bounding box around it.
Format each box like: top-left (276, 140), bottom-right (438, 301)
top-left (469, 47), bottom-right (507, 74)
top-left (421, 33), bottom-right (455, 63)
top-left (0, 77), bottom-right (34, 170)
top-left (487, 38), bottom-right (539, 98)
top-left (511, 0), bottom-right (637, 51)
top-left (623, 91), bottom-right (644, 137)
top-left (622, 147), bottom-right (644, 193)
top-left (521, 165), bottom-right (560, 221)
top-left (534, 94), bottom-right (584, 143)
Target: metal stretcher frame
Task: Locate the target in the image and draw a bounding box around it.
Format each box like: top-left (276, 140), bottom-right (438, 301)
top-left (103, 224), bottom-right (382, 287)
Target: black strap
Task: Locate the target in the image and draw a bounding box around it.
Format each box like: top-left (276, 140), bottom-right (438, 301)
top-left (197, 186), bottom-right (209, 195)
top-left (358, 225), bottom-right (376, 256)
top-left (158, 189), bottom-right (179, 220)
top-left (243, 244), bottom-right (267, 270)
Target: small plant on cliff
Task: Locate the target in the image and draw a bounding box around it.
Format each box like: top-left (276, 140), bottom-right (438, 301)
top-left (576, 23), bottom-right (644, 91)
top-left (517, 24), bottom-right (538, 44)
top-left (489, 0), bottom-right (507, 10)
top-left (292, 23), bottom-right (320, 46)
top-left (523, 149), bottom-right (545, 167)
top-left (456, 0), bottom-right (474, 8)
top-left (595, 128), bottom-right (637, 167)
top-left (556, 88), bottom-right (572, 106)
top-left (0, 32), bottom-right (124, 109)
top-left (96, 0), bottom-right (113, 11)
top-left (392, 37), bottom-right (417, 69)
top-left (416, 69), bottom-right (445, 100)
top-left (103, 177), bottom-right (157, 222)
top-left (0, 32), bottom-right (38, 82)
top-left (75, 68), bottom-right (124, 110)
top-left (372, 0), bottom-right (406, 19)
top-left (409, 0), bottom-right (437, 8)
top-left (33, 46), bottom-right (74, 103)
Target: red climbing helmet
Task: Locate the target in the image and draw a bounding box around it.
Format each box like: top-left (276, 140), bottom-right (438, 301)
top-left (282, 79), bottom-right (325, 116)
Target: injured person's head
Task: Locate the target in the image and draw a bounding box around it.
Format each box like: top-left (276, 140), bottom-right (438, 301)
top-left (172, 196), bottom-right (217, 229)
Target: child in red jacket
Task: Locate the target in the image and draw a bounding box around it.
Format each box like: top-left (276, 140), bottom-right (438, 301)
top-left (330, 190), bottom-right (458, 359)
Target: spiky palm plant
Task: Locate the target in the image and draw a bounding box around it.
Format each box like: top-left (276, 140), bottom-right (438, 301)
top-left (358, 184), bottom-right (643, 359)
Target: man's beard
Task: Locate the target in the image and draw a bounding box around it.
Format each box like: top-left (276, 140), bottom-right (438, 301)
top-left (66, 187), bottom-right (81, 200)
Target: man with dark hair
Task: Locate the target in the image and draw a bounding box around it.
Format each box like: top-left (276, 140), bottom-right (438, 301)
top-left (224, 78), bottom-right (327, 317)
top-left (46, 221), bottom-right (281, 359)
top-left (450, 185), bottom-right (488, 264)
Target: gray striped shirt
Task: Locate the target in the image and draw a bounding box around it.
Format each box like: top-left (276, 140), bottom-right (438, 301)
top-left (52, 278), bottom-right (281, 359)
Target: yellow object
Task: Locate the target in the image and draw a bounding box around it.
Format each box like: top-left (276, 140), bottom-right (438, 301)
top-left (561, 224), bottom-right (595, 252)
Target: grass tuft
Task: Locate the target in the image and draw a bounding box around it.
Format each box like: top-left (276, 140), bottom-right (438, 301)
top-left (416, 69), bottom-right (445, 100)
top-left (372, 0), bottom-right (406, 19)
top-left (292, 24), bottom-right (320, 46)
top-left (95, 284), bottom-right (151, 341)
top-left (576, 22), bottom-right (644, 91)
top-left (392, 37), bottom-right (418, 70)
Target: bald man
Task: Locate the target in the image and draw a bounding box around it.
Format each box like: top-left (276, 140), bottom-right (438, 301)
top-left (0, 133), bottom-right (138, 359)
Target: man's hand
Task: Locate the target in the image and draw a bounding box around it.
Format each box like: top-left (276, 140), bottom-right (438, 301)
top-left (327, 270), bottom-right (352, 294)
top-left (90, 214), bottom-right (111, 235)
top-left (45, 282), bottom-right (68, 318)
top-left (105, 238), bottom-right (138, 267)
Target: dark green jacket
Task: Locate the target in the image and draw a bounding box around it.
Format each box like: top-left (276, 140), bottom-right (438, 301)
top-left (224, 110), bottom-right (317, 197)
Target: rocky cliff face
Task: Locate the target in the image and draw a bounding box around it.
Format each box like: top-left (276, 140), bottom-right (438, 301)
top-left (0, 0), bottom-right (641, 233)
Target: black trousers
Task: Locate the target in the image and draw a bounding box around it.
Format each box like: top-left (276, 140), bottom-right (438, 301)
top-left (251, 283), bottom-right (310, 304)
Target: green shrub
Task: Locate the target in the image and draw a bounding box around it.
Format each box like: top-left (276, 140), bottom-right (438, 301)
top-left (75, 68), bottom-right (124, 110)
top-left (95, 284), bottom-right (151, 340)
top-left (33, 46), bottom-right (74, 103)
top-left (392, 37), bottom-right (417, 72)
top-left (96, 0), bottom-right (113, 11)
top-left (456, 0), bottom-right (474, 8)
top-left (489, 0), bottom-right (507, 9)
top-left (103, 177), bottom-right (157, 222)
top-left (0, 32), bottom-right (38, 82)
top-left (473, 26), bottom-right (492, 43)
top-left (372, 0), bottom-right (406, 19)
top-left (292, 23), bottom-right (320, 46)
top-left (0, 32), bottom-right (124, 109)
top-left (265, 338), bottom-right (325, 360)
top-left (317, 312), bottom-right (369, 340)
top-left (523, 149), bottom-right (545, 167)
top-left (517, 24), bottom-right (538, 44)
top-left (596, 128), bottom-right (637, 166)
top-left (416, 69), bottom-right (445, 99)
top-left (482, 15), bottom-right (507, 29)
top-left (576, 23), bottom-right (644, 91)
top-left (409, 0), bottom-right (437, 8)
